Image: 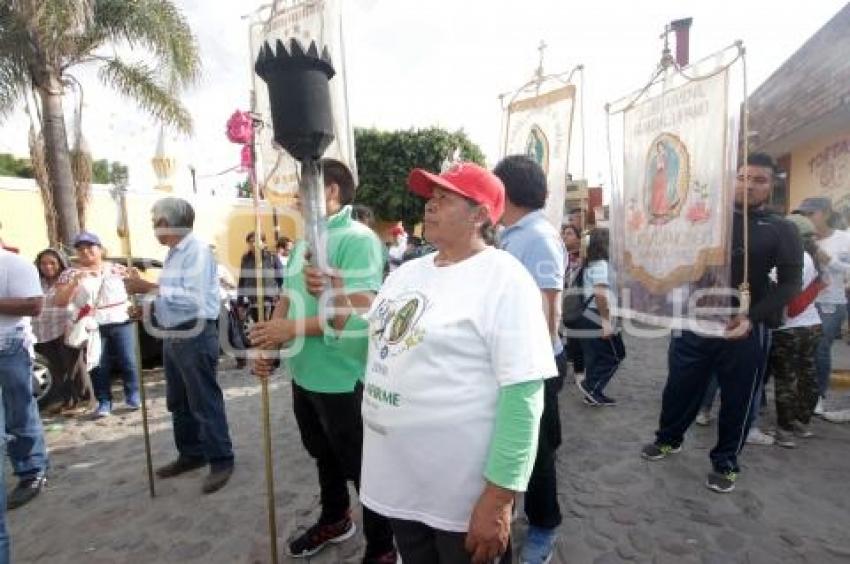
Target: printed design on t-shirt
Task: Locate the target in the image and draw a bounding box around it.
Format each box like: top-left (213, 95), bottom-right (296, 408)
top-left (370, 290), bottom-right (428, 360)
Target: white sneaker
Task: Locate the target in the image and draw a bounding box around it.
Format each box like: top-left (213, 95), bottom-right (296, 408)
top-left (773, 429), bottom-right (797, 448)
top-left (791, 421), bottom-right (814, 438)
top-left (822, 409), bottom-right (850, 423)
top-left (574, 371), bottom-right (585, 386)
top-left (695, 410), bottom-right (712, 426)
top-left (814, 398), bottom-right (825, 416)
top-left (746, 428), bottom-right (775, 446)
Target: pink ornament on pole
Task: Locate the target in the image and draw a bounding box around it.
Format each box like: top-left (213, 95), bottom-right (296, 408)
top-left (241, 144), bottom-right (253, 171)
top-left (226, 110), bottom-right (253, 144)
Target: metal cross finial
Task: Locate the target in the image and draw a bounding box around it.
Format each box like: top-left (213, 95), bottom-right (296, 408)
top-left (659, 24), bottom-right (675, 69)
top-left (536, 40), bottom-right (548, 81)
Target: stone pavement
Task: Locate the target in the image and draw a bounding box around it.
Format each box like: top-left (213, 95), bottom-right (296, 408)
top-left (6, 335), bottom-right (850, 563)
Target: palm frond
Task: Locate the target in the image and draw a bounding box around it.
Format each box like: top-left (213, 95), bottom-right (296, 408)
top-left (0, 7), bottom-right (30, 119)
top-left (0, 59), bottom-right (28, 120)
top-left (97, 58), bottom-right (193, 133)
top-left (93, 0), bottom-right (201, 87)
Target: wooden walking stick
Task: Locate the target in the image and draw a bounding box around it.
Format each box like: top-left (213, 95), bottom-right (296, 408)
top-left (247, 116), bottom-right (280, 564)
top-left (116, 188), bottom-right (156, 498)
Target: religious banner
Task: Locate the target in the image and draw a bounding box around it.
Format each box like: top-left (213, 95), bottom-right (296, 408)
top-left (503, 84), bottom-right (575, 228)
top-left (250, 0), bottom-right (354, 205)
top-left (608, 49), bottom-right (744, 334)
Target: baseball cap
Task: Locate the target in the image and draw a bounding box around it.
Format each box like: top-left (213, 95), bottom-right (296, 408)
top-left (794, 197), bottom-right (832, 214)
top-left (72, 231), bottom-right (102, 247)
top-left (408, 162), bottom-right (505, 224)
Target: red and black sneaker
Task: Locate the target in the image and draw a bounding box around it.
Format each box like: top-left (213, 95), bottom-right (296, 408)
top-left (362, 548), bottom-right (398, 564)
top-left (288, 514), bottom-right (357, 558)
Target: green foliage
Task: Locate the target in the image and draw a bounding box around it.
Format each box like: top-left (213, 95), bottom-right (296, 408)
top-left (0, 153), bottom-right (34, 178)
top-left (354, 127), bottom-right (486, 226)
top-left (86, 158), bottom-right (129, 187)
top-left (92, 159), bottom-right (110, 183)
top-left (236, 177), bottom-right (251, 199)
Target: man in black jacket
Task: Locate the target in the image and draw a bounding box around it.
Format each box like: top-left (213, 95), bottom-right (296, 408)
top-left (236, 231), bottom-right (283, 323)
top-left (642, 153), bottom-right (803, 493)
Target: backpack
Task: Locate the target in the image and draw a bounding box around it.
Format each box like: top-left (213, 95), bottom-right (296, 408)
top-left (562, 266), bottom-right (593, 323)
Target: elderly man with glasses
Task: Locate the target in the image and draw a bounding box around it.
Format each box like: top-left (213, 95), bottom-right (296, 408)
top-left (124, 197), bottom-right (234, 494)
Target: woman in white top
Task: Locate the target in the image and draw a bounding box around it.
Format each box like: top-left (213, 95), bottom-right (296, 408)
top-left (769, 214), bottom-right (824, 447)
top-left (574, 228), bottom-right (626, 406)
top-left (31, 249), bottom-right (92, 411)
top-left (359, 163), bottom-right (556, 564)
top-left (54, 232), bottom-right (139, 418)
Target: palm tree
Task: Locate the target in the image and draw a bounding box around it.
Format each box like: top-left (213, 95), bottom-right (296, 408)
top-left (0, 0), bottom-right (200, 245)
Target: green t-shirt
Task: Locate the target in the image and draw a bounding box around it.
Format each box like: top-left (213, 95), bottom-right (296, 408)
top-left (284, 205), bottom-right (385, 393)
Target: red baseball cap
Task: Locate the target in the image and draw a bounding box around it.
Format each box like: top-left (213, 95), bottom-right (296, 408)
top-left (408, 162), bottom-right (505, 224)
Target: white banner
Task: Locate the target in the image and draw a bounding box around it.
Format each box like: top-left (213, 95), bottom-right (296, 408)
top-left (251, 0), bottom-right (355, 205)
top-left (612, 68), bottom-right (736, 332)
top-left (503, 85), bottom-right (575, 228)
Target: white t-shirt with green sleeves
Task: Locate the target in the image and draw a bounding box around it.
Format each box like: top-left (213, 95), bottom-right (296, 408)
top-left (359, 247), bottom-right (557, 532)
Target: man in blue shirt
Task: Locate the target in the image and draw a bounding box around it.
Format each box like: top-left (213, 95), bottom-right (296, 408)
top-left (124, 197), bottom-right (234, 494)
top-left (495, 155), bottom-right (566, 564)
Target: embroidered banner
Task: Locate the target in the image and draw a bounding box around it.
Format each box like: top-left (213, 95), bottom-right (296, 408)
top-left (503, 85), bottom-right (576, 228)
top-left (610, 66), bottom-right (739, 333)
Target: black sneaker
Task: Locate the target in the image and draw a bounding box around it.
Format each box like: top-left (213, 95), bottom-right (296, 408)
top-left (641, 442), bottom-right (682, 461)
top-left (597, 392), bottom-right (617, 406)
top-left (288, 514), bottom-right (357, 558)
top-left (7, 474), bottom-right (47, 510)
top-left (706, 470), bottom-right (737, 493)
top-left (577, 380), bottom-right (598, 404)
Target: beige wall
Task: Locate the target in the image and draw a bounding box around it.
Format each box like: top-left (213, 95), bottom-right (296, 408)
top-left (789, 130), bottom-right (850, 210)
top-left (0, 178), bottom-right (299, 278)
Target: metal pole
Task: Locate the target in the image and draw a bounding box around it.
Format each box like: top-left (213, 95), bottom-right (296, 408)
top-left (298, 159), bottom-right (328, 271)
top-left (250, 129), bottom-right (279, 564)
top-left (120, 191), bottom-right (156, 498)
top-left (249, 14), bottom-right (279, 556)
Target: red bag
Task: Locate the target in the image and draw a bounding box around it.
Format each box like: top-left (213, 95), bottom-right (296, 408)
top-left (786, 277), bottom-right (827, 318)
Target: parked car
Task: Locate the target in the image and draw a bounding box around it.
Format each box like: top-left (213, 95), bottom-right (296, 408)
top-left (32, 353), bottom-right (53, 409)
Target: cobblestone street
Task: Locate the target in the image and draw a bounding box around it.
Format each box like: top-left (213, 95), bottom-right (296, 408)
top-left (7, 335), bottom-right (850, 563)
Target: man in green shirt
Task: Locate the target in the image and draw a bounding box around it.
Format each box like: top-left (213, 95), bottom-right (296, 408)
top-left (250, 159), bottom-right (395, 563)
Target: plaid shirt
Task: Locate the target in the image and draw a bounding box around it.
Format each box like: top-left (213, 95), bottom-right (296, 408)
top-left (31, 280), bottom-right (70, 343)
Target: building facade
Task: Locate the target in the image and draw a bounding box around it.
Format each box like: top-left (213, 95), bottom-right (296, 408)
top-left (749, 4), bottom-right (850, 222)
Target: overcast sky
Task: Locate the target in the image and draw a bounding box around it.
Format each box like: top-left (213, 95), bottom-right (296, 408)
top-left (1, 0), bottom-right (846, 195)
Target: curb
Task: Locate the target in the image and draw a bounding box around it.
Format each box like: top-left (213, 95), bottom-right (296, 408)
top-left (831, 370), bottom-right (850, 389)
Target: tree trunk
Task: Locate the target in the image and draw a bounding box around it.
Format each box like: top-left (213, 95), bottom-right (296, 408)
top-left (37, 85), bottom-right (80, 246)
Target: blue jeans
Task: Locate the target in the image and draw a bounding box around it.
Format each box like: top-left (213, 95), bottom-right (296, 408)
top-left (163, 321), bottom-right (233, 466)
top-left (815, 303), bottom-right (847, 397)
top-left (0, 389), bottom-right (9, 564)
top-left (0, 335), bottom-right (48, 479)
top-left (92, 322), bottom-right (140, 406)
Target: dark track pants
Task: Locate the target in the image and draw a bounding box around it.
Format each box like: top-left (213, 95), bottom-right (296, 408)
top-left (655, 325), bottom-right (769, 474)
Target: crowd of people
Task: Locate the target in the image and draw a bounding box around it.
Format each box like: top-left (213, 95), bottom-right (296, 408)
top-left (1, 152), bottom-right (849, 563)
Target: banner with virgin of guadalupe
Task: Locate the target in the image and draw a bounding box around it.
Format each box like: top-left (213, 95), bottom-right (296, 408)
top-left (608, 47), bottom-right (744, 334)
top-left (503, 85), bottom-right (576, 229)
top-left (250, 0), bottom-right (355, 205)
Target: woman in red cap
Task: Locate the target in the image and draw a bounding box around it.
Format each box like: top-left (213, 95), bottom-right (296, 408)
top-left (357, 162), bottom-right (557, 563)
